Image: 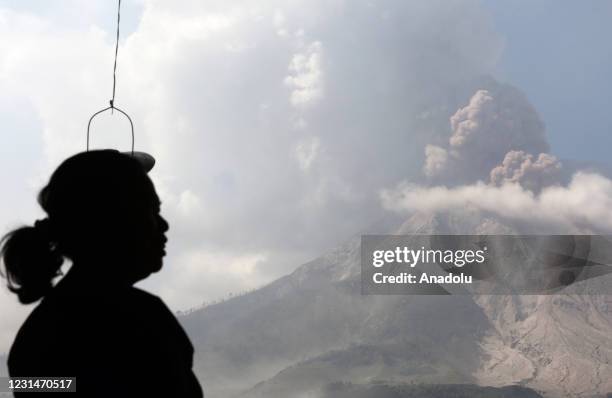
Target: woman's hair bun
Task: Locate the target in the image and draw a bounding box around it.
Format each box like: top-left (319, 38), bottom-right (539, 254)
top-left (1, 222), bottom-right (63, 304)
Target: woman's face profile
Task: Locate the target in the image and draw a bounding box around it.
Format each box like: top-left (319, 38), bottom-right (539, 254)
top-left (0, 150), bottom-right (174, 301)
top-left (144, 198), bottom-right (169, 273)
top-left (123, 193), bottom-right (170, 282)
top-left (50, 151), bottom-right (172, 284)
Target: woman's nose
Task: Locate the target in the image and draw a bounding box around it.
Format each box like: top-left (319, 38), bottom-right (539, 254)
top-left (159, 216), bottom-right (169, 233)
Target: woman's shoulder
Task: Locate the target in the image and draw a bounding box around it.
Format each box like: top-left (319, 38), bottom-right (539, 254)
top-left (8, 286), bottom-right (191, 374)
top-left (119, 287), bottom-right (180, 324)
top-left (120, 286), bottom-right (167, 308)
top-left (12, 286), bottom-right (177, 344)
top-left (127, 288), bottom-right (191, 339)
top-left (43, 281), bottom-right (169, 312)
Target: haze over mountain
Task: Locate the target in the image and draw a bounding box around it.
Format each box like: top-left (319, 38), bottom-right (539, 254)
top-left (179, 208), bottom-right (612, 398)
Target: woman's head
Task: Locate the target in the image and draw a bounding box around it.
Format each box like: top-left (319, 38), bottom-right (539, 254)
top-left (1, 150), bottom-right (169, 303)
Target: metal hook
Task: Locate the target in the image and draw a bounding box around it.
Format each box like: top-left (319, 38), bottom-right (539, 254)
top-left (86, 102), bottom-right (135, 155)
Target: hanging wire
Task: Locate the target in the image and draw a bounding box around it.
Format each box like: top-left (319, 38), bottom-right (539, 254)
top-left (87, 0), bottom-right (134, 154)
top-left (111, 0), bottom-right (121, 109)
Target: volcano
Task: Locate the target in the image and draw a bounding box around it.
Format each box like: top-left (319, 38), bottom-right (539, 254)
top-left (180, 210), bottom-right (612, 398)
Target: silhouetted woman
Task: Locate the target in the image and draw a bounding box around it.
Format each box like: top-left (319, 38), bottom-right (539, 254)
top-left (1, 150), bottom-right (203, 397)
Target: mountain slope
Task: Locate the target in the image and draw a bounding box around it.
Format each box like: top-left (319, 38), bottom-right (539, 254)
top-left (180, 210), bottom-right (612, 398)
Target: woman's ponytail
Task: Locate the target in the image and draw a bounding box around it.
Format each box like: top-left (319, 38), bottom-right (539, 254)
top-left (1, 219), bottom-right (64, 304)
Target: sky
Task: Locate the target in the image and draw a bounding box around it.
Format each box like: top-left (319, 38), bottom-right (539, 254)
top-left (483, 0), bottom-right (612, 163)
top-left (0, 0), bottom-right (611, 352)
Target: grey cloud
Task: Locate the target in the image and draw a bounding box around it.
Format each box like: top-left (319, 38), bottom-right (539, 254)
top-left (490, 150), bottom-right (562, 193)
top-left (0, 0), bottom-right (503, 315)
top-left (121, 0), bottom-right (504, 297)
top-left (423, 144), bottom-right (449, 178)
top-left (425, 86), bottom-right (549, 184)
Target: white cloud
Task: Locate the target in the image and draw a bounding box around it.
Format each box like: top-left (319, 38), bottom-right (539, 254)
top-left (273, 9), bottom-right (288, 37)
top-left (285, 41), bottom-right (324, 107)
top-left (295, 136), bottom-right (321, 171)
top-left (177, 189), bottom-right (202, 216)
top-left (155, 249), bottom-right (269, 310)
top-left (382, 172), bottom-right (612, 234)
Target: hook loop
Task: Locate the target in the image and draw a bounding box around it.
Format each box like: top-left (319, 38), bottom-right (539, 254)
top-left (86, 105), bottom-right (135, 155)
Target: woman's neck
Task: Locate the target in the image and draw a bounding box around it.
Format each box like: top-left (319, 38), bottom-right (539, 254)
top-left (55, 262), bottom-right (134, 293)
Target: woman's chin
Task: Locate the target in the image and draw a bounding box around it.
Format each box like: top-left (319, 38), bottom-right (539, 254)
top-left (151, 256), bottom-right (164, 273)
top-left (128, 256), bottom-right (164, 282)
